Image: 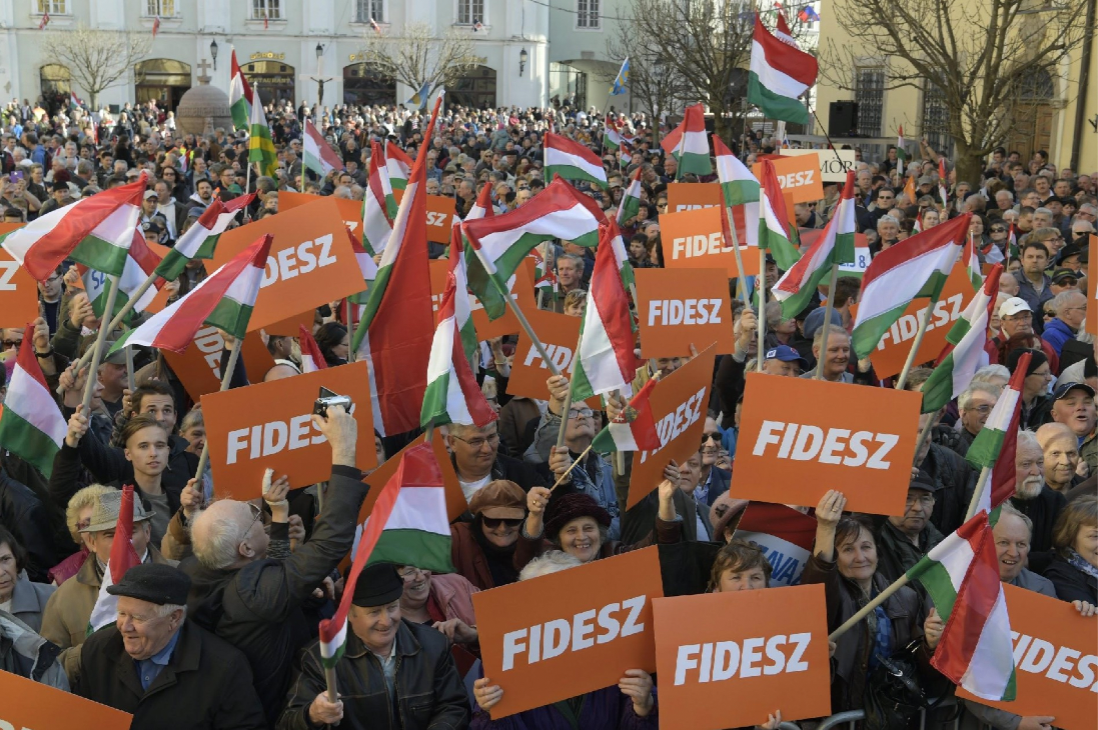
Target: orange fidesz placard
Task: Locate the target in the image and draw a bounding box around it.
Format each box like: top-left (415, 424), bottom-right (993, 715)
top-left (162, 328), bottom-right (274, 401)
top-left (627, 344), bottom-right (717, 509)
top-left (202, 361), bottom-right (377, 499)
top-left (958, 584), bottom-right (1098, 730)
top-left (752, 154), bottom-right (825, 204)
top-left (429, 257), bottom-right (536, 340)
top-left (660, 206), bottom-right (759, 278)
top-left (653, 584), bottom-right (832, 730)
top-left (209, 197), bottom-right (367, 333)
top-left (504, 307), bottom-right (600, 408)
top-left (473, 547), bottom-right (664, 719)
top-left (0, 668), bottom-right (132, 729)
top-left (732, 372), bottom-right (921, 515)
top-left (0, 223), bottom-right (40, 328)
top-left (635, 268), bottom-right (734, 358)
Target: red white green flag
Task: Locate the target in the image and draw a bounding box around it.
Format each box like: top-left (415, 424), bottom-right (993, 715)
top-left (155, 194), bottom-right (253, 281)
top-left (0, 175), bottom-right (146, 280)
top-left (112, 234), bottom-right (273, 353)
top-left (88, 486), bottom-right (142, 633)
top-left (351, 98), bottom-right (441, 436)
top-left (615, 167), bottom-right (643, 226)
top-left (668, 103), bottom-right (711, 178)
top-left (921, 265), bottom-right (1002, 413)
top-left (570, 223), bottom-right (641, 401)
top-left (80, 232), bottom-right (165, 324)
top-left (362, 140), bottom-right (398, 255)
top-left (319, 443), bottom-right (452, 668)
top-left (590, 377), bottom-right (661, 452)
top-left (939, 159), bottom-right (950, 211)
top-left (462, 184), bottom-right (509, 320)
top-left (851, 214), bottom-right (970, 359)
top-left (964, 352), bottom-right (1028, 516)
top-left (757, 159), bottom-right (802, 271)
top-left (748, 13), bottom-right (817, 125)
top-left (964, 233), bottom-right (984, 291)
top-left (0, 322), bottom-right (67, 477)
top-left (385, 141), bottom-right (412, 191)
top-left (544, 132), bottom-right (609, 189)
top-left (299, 324), bottom-right (327, 374)
top-left (906, 512), bottom-right (1016, 701)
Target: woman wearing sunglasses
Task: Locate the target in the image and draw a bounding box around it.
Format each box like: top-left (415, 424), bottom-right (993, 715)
top-left (449, 480), bottom-right (529, 591)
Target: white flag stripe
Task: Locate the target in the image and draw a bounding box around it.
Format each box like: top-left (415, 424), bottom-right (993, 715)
top-left (5, 367), bottom-right (67, 443)
top-left (927, 531), bottom-right (976, 592)
top-left (474, 206), bottom-right (597, 273)
top-left (959, 590), bottom-right (1015, 700)
top-left (578, 294), bottom-right (627, 396)
top-left (680, 130), bottom-right (709, 156)
top-left (856, 246), bottom-right (958, 323)
top-left (368, 486), bottom-right (449, 536)
top-left (90, 204), bottom-right (140, 250)
top-left (983, 387), bottom-right (1021, 433)
top-left (606, 421), bottom-right (639, 451)
top-left (546, 147), bottom-right (606, 181)
top-left (425, 316), bottom-right (457, 382)
top-left (750, 40), bottom-right (809, 98)
top-left (220, 264), bottom-right (263, 307)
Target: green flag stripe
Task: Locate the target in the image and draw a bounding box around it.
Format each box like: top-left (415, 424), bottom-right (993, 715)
top-left (748, 73), bottom-right (810, 125)
top-left (0, 409), bottom-right (61, 477)
top-left (365, 529), bottom-right (453, 574)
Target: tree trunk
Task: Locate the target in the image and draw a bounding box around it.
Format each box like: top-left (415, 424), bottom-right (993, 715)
top-left (952, 138), bottom-right (984, 190)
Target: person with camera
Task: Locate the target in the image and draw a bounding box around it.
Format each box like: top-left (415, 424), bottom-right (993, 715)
top-left (181, 404), bottom-right (370, 726)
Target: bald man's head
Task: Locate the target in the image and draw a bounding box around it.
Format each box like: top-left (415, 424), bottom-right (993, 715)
top-left (191, 499), bottom-right (269, 570)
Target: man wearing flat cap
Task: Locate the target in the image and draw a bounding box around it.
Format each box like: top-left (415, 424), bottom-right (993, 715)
top-left (74, 563), bottom-right (266, 729)
top-left (279, 563), bottom-right (468, 730)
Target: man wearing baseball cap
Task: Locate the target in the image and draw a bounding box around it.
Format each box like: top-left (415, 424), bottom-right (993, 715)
top-left (74, 563), bottom-right (266, 729)
top-left (994, 296), bottom-right (1059, 371)
top-left (1049, 381), bottom-right (1097, 466)
top-left (280, 563), bottom-right (468, 730)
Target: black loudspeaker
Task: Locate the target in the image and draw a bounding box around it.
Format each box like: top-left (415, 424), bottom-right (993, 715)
top-left (829, 101), bottom-right (858, 137)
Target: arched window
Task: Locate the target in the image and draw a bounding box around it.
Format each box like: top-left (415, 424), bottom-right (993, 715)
top-left (242, 60), bottom-right (297, 105)
top-left (448, 65), bottom-right (496, 110)
top-left (135, 59), bottom-right (192, 111)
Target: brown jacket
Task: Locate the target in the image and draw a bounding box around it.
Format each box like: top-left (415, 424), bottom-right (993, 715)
top-left (450, 521), bottom-right (499, 591)
top-left (39, 546), bottom-right (176, 679)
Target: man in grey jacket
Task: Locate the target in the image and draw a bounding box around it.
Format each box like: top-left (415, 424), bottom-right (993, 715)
top-left (183, 406), bottom-right (369, 725)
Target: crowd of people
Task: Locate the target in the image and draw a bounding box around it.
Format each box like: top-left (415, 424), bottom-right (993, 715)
top-left (0, 88), bottom-right (1094, 730)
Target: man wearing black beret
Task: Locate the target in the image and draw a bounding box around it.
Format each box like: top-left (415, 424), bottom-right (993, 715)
top-left (73, 563), bottom-right (266, 730)
top-left (278, 562), bottom-right (468, 730)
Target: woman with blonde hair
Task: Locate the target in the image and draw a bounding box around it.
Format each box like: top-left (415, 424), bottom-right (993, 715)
top-left (47, 484), bottom-right (115, 585)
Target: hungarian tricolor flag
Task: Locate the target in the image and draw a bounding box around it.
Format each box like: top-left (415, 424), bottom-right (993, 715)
top-left (921, 265), bottom-right (1002, 413)
top-left (603, 115), bottom-right (623, 151)
top-left (570, 223), bottom-right (641, 401)
top-left (113, 234), bottom-right (273, 354)
top-left (544, 132), bottom-right (609, 189)
top-left (446, 221), bottom-right (479, 367)
top-left (0, 175), bottom-right (146, 281)
top-left (385, 141), bottom-right (412, 191)
top-left (939, 158), bottom-right (950, 211)
top-left (1006, 223), bottom-right (1019, 261)
top-left (319, 443), bottom-right (453, 669)
top-left (773, 170), bottom-right (856, 317)
top-left (906, 512), bottom-right (1016, 701)
top-left (851, 213), bottom-right (970, 359)
top-left (965, 352), bottom-right (1028, 517)
top-left (896, 126), bottom-right (908, 169)
top-left (964, 233), bottom-right (984, 291)
top-left (156, 195), bottom-right (253, 281)
top-left (303, 119), bottom-right (343, 179)
top-left (748, 13), bottom-right (817, 125)
top-left (463, 175), bottom-right (605, 307)
top-left (666, 103), bottom-right (711, 178)
top-left (0, 322), bottom-right (66, 477)
top-left (87, 487), bottom-right (143, 633)
top-left (757, 159), bottom-right (801, 271)
top-left (69, 92), bottom-right (83, 111)
top-left (461, 184), bottom-right (506, 319)
top-left (351, 98), bottom-right (441, 436)
top-left (229, 49), bottom-right (253, 131)
top-left (615, 167), bottom-right (643, 225)
top-left (80, 232), bottom-right (164, 324)
top-left (605, 217), bottom-right (636, 295)
top-left (299, 324), bottom-right (327, 373)
top-left (733, 502), bottom-right (817, 587)
top-left (362, 140), bottom-right (398, 255)
top-left (347, 226), bottom-right (379, 306)
top-left (714, 136), bottom-right (760, 207)
top-left (590, 377), bottom-right (661, 453)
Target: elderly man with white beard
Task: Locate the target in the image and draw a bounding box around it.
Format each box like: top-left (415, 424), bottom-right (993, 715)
top-left (1009, 430), bottom-right (1067, 568)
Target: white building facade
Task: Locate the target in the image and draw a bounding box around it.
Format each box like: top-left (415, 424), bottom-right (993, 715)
top-left (0, 0), bottom-right (632, 113)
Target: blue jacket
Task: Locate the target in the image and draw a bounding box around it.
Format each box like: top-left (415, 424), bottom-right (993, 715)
top-left (1015, 274), bottom-right (1054, 334)
top-left (1041, 316), bottom-right (1076, 357)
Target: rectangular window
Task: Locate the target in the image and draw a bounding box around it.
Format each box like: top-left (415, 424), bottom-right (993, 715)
top-left (577, 0), bottom-right (600, 28)
top-left (356, 0), bottom-right (385, 23)
top-left (921, 81), bottom-right (953, 159)
top-left (854, 66), bottom-right (884, 138)
top-left (37, 0), bottom-right (67, 13)
top-left (252, 0), bottom-right (281, 20)
top-left (146, 0), bottom-right (175, 16)
top-left (457, 0), bottom-right (484, 25)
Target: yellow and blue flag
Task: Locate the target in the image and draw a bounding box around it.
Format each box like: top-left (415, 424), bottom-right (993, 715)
top-left (406, 82), bottom-right (431, 110)
top-left (610, 58), bottom-right (629, 96)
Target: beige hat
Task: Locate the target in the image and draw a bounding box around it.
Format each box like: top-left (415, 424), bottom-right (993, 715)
top-left (80, 489), bottom-right (153, 533)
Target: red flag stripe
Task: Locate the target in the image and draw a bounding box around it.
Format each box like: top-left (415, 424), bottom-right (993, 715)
top-left (859, 214), bottom-right (971, 293)
top-left (752, 15), bottom-right (818, 87)
top-left (590, 222), bottom-right (641, 384)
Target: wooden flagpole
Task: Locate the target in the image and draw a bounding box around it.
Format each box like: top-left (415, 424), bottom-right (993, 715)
top-left (894, 294), bottom-right (940, 391)
top-left (80, 275), bottom-right (122, 411)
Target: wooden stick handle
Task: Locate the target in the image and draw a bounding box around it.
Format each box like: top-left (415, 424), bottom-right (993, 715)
top-left (828, 574), bottom-right (911, 641)
top-left (548, 443), bottom-right (594, 493)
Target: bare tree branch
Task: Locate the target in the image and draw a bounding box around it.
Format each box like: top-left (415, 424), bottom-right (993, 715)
top-left (357, 23), bottom-right (480, 94)
top-left (41, 25), bottom-right (152, 110)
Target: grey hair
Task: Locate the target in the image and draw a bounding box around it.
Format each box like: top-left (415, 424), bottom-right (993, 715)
top-left (519, 550), bottom-right (583, 581)
top-left (997, 502), bottom-right (1033, 535)
top-left (765, 300), bottom-right (784, 329)
top-left (876, 215), bottom-right (900, 228)
top-left (972, 364), bottom-right (1010, 384)
top-left (813, 325), bottom-right (849, 349)
top-left (1051, 290), bottom-right (1085, 315)
top-left (1034, 207), bottom-right (1053, 217)
top-left (958, 382), bottom-right (1002, 411)
top-left (1016, 429), bottom-right (1041, 455)
top-left (190, 504), bottom-right (250, 570)
top-left (155, 603), bottom-right (187, 618)
top-left (179, 407), bottom-right (203, 434)
top-left (557, 253), bottom-right (584, 269)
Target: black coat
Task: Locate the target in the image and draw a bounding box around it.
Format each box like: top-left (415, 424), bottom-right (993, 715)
top-left (1043, 555), bottom-right (1098, 604)
top-left (74, 621), bottom-right (266, 730)
top-left (183, 464), bottom-right (369, 726)
top-left (919, 443), bottom-right (977, 536)
top-left (1011, 487), bottom-right (1067, 555)
top-left (0, 467), bottom-right (64, 582)
top-left (278, 620), bottom-right (469, 730)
